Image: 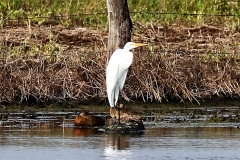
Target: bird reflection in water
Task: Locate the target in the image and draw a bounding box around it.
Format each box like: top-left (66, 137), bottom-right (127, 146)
top-left (73, 128), bottom-right (100, 136)
top-left (104, 133), bottom-right (144, 159)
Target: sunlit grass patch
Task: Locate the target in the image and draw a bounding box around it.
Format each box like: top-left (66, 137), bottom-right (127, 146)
top-left (1, 0), bottom-right (240, 29)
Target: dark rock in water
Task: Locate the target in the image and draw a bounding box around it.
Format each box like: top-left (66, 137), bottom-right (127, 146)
top-left (105, 115), bottom-right (145, 133)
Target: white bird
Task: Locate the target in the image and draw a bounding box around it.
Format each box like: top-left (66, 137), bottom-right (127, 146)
top-left (106, 42), bottom-right (147, 123)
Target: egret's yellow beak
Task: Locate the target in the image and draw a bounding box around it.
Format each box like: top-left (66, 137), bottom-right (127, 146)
top-left (131, 43), bottom-right (147, 47)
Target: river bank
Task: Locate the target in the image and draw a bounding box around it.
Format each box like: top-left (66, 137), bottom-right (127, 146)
top-left (0, 24), bottom-right (240, 105)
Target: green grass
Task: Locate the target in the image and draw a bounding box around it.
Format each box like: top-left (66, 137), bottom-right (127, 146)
top-left (1, 0), bottom-right (240, 29)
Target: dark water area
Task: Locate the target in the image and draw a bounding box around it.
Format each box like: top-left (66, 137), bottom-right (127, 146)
top-left (1, 103), bottom-right (240, 159)
top-left (1, 126), bottom-right (240, 160)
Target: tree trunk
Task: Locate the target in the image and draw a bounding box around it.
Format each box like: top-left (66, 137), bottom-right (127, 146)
top-left (106, 0), bottom-right (132, 54)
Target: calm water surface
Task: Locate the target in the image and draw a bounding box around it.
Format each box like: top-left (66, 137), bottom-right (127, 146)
top-left (1, 126), bottom-right (240, 160)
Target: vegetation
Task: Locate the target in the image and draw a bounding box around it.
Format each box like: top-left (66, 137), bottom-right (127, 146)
top-left (0, 1), bottom-right (240, 105)
top-left (1, 0), bottom-right (240, 29)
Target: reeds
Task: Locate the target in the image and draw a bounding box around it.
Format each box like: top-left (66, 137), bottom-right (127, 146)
top-left (0, 24), bottom-right (239, 104)
top-left (0, 49), bottom-right (107, 103)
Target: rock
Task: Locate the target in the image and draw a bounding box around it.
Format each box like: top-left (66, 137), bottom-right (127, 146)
top-left (105, 114), bottom-right (145, 133)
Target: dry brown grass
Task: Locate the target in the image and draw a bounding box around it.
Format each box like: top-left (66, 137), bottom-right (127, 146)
top-left (0, 24), bottom-right (240, 105)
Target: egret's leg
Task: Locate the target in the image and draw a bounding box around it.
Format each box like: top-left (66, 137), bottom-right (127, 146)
top-left (113, 106), bottom-right (117, 124)
top-left (118, 107), bottom-right (120, 124)
top-left (113, 89), bottom-right (116, 124)
top-left (113, 88), bottom-right (121, 125)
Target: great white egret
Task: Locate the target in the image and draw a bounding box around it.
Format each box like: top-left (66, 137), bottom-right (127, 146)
top-left (106, 42), bottom-right (147, 124)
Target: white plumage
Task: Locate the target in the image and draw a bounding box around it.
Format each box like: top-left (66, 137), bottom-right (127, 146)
top-left (106, 42), bottom-right (146, 108)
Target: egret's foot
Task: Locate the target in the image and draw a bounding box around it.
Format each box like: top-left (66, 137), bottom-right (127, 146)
top-left (112, 120), bottom-right (121, 126)
top-left (117, 118), bottom-right (121, 125)
top-left (113, 117), bottom-right (117, 124)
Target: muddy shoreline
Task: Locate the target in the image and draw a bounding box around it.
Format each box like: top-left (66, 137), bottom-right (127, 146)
top-left (1, 98), bottom-right (240, 128)
top-left (1, 108), bottom-right (240, 128)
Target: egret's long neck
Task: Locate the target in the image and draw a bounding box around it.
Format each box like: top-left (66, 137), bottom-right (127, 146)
top-left (123, 47), bottom-right (132, 52)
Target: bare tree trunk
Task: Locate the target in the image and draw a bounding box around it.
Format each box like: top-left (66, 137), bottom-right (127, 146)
top-left (106, 0), bottom-right (132, 54)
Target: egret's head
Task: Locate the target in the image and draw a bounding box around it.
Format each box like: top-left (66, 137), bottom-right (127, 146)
top-left (123, 42), bottom-right (147, 51)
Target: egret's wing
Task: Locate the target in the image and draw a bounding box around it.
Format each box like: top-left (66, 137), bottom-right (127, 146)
top-left (106, 63), bottom-right (118, 107)
top-left (114, 66), bottom-right (129, 105)
top-left (117, 68), bottom-right (128, 91)
top-left (106, 51), bottom-right (121, 92)
top-left (111, 49), bottom-right (131, 91)
top-left (106, 49), bottom-right (122, 107)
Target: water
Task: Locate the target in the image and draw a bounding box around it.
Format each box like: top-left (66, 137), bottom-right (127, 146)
top-left (1, 126), bottom-right (240, 160)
